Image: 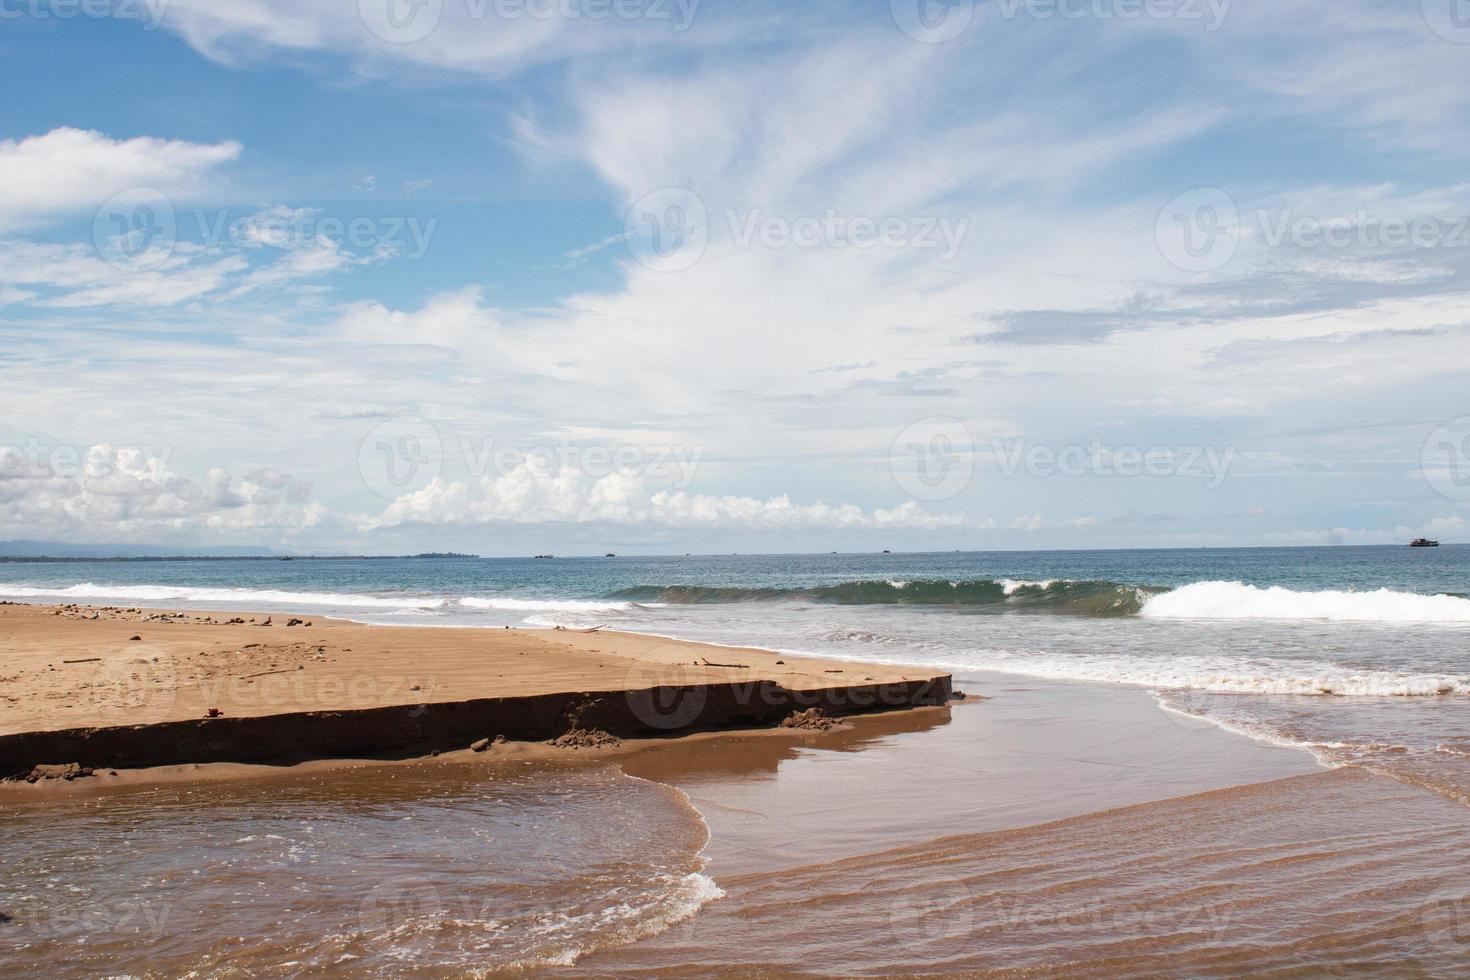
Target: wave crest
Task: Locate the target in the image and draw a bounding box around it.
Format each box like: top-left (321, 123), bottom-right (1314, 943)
top-left (608, 578), bottom-right (1153, 615)
top-left (1140, 581), bottom-right (1470, 623)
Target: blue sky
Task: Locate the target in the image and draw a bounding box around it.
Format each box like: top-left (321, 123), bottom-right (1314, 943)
top-left (2, 0), bottom-right (1469, 554)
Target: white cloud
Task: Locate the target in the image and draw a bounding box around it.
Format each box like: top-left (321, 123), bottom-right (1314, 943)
top-left (361, 465), bottom-right (967, 531)
top-left (0, 445), bottom-right (324, 538)
top-left (0, 128), bottom-right (240, 230)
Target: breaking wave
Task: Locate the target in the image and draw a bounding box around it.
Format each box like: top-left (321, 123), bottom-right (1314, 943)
top-left (0, 582), bottom-right (448, 609)
top-left (6, 578), bottom-right (1468, 625)
top-left (609, 578), bottom-right (1154, 615)
top-left (458, 596), bottom-right (637, 613)
top-left (1140, 581), bottom-right (1470, 623)
top-left (608, 578), bottom-right (1470, 624)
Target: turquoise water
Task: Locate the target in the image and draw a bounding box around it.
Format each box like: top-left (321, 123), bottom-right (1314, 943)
top-left (0, 545), bottom-right (1465, 604)
top-left (3, 545), bottom-right (1470, 802)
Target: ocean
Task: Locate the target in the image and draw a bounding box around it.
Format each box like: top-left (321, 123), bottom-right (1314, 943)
top-left (4, 546), bottom-right (1470, 973)
top-left (3, 545), bottom-right (1469, 795)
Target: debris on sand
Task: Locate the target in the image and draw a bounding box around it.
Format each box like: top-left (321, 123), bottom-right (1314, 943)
top-left (548, 728), bottom-right (622, 750)
top-left (780, 708), bottom-right (838, 731)
top-left (20, 762), bottom-right (94, 783)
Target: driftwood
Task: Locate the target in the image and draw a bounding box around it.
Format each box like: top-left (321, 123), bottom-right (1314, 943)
top-left (62, 658), bottom-right (102, 664)
top-left (699, 657), bottom-right (750, 669)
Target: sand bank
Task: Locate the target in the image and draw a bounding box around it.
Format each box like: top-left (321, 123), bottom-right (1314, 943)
top-left (0, 602), bottom-right (951, 778)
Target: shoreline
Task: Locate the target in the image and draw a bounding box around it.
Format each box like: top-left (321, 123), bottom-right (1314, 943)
top-left (0, 602), bottom-right (953, 782)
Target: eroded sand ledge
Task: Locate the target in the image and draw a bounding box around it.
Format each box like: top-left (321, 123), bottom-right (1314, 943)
top-left (0, 603), bottom-right (951, 777)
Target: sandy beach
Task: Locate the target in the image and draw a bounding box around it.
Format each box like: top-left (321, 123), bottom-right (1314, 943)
top-left (0, 601), bottom-right (952, 780)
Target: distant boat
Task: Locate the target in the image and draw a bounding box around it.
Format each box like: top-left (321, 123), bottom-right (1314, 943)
top-left (533, 554), bottom-right (555, 559)
top-left (1410, 538), bottom-right (1440, 548)
top-left (604, 553), bottom-right (616, 557)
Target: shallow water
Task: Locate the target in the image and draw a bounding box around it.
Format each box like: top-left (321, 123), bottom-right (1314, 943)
top-left (4, 547), bottom-right (1470, 973)
top-left (0, 761), bottom-right (715, 975)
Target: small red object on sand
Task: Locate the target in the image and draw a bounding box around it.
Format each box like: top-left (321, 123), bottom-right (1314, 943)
top-left (205, 707), bottom-right (223, 718)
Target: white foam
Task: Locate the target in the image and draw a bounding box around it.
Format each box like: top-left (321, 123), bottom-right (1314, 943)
top-left (953, 647), bottom-right (1470, 696)
top-left (999, 578), bottom-right (1058, 596)
top-left (0, 582), bottom-right (446, 609)
top-left (458, 596), bottom-right (634, 613)
top-left (1141, 581), bottom-right (1470, 623)
top-left (776, 639), bottom-right (1470, 698)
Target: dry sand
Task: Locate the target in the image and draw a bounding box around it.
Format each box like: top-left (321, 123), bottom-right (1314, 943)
top-left (0, 602), bottom-right (951, 778)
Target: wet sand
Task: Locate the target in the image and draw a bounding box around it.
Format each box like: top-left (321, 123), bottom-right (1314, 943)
top-left (582, 674), bottom-right (1470, 975)
top-left (5, 606), bottom-right (1468, 974)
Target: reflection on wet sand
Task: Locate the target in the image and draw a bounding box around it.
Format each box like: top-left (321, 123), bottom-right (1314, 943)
top-left (6, 672), bottom-right (1468, 975)
top-left (579, 768), bottom-right (1470, 976)
top-left (619, 701), bottom-right (956, 782)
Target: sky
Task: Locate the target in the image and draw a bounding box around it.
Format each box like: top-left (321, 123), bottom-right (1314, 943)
top-left (2, 0), bottom-right (1470, 555)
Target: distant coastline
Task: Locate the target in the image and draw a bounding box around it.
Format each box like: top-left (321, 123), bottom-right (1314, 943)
top-left (0, 552), bottom-right (480, 564)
